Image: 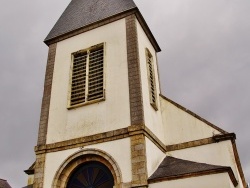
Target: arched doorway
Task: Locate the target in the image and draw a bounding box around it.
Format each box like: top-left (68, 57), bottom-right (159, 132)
top-left (53, 149), bottom-right (122, 188)
top-left (67, 161), bottom-right (114, 188)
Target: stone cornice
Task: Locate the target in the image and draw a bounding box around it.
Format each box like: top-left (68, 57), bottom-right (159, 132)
top-left (35, 128), bottom-right (237, 155)
top-left (166, 133), bottom-right (236, 152)
top-left (35, 128), bottom-right (129, 154)
top-left (35, 125), bottom-right (166, 154)
top-left (35, 124), bottom-right (166, 155)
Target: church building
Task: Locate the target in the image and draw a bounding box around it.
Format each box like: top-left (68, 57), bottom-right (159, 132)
top-left (25, 0), bottom-right (247, 187)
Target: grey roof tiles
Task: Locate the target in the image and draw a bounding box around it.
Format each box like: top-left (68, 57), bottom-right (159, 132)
top-left (45, 0), bottom-right (137, 42)
top-left (148, 156), bottom-right (231, 181)
top-left (0, 179), bottom-right (12, 188)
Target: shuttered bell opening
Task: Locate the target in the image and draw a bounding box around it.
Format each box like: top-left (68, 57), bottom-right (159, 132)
top-left (146, 48), bottom-right (158, 110)
top-left (70, 44), bottom-right (104, 107)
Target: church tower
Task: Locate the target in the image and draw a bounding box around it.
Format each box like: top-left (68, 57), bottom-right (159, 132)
top-left (26, 0), bottom-right (247, 188)
top-left (34, 0), bottom-right (161, 187)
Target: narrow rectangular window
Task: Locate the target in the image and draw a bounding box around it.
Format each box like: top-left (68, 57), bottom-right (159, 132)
top-left (146, 48), bottom-right (158, 110)
top-left (70, 44), bottom-right (104, 108)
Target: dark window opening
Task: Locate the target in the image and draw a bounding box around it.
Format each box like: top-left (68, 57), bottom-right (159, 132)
top-left (67, 161), bottom-right (114, 188)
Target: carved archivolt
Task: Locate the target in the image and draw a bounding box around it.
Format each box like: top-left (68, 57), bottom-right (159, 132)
top-left (52, 148), bottom-right (122, 188)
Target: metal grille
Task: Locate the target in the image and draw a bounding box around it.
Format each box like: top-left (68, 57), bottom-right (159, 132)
top-left (146, 49), bottom-right (157, 109)
top-left (70, 44), bottom-right (104, 107)
top-left (88, 47), bottom-right (104, 101)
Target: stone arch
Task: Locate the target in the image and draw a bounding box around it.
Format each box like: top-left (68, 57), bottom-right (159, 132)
top-left (52, 148), bottom-right (123, 188)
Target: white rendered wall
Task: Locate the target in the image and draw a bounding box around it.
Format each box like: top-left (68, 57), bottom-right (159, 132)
top-left (84, 138), bottom-right (132, 183)
top-left (149, 173), bottom-right (235, 188)
top-left (43, 148), bottom-right (78, 188)
top-left (43, 138), bottom-right (131, 187)
top-left (160, 96), bottom-right (221, 145)
top-left (168, 140), bottom-right (243, 188)
top-left (136, 19), bottom-right (165, 143)
top-left (47, 19), bottom-right (130, 143)
top-left (145, 138), bottom-right (166, 177)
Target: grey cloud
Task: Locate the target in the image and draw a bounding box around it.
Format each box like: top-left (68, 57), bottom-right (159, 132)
top-left (135, 0), bottom-right (250, 183)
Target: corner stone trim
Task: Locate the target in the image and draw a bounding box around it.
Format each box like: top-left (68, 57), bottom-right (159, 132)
top-left (126, 14), bottom-right (144, 126)
top-left (125, 15), bottom-right (148, 186)
top-left (130, 134), bottom-right (148, 187)
top-left (34, 43), bottom-right (57, 188)
top-left (33, 154), bottom-right (46, 188)
top-left (37, 43), bottom-right (57, 146)
top-left (126, 15), bottom-right (148, 187)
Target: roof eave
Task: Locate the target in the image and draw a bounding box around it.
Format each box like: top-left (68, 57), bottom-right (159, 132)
top-left (148, 157), bottom-right (238, 187)
top-left (24, 162), bottom-right (35, 175)
top-left (24, 169), bottom-right (35, 175)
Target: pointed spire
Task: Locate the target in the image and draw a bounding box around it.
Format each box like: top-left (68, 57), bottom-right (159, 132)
top-left (45, 0), bottom-right (137, 42)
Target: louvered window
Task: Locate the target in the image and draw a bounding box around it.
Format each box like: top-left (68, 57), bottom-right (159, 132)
top-left (70, 44), bottom-right (104, 107)
top-left (146, 49), bottom-right (158, 110)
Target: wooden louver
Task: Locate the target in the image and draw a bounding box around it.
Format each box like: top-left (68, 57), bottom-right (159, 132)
top-left (71, 52), bottom-right (87, 106)
top-left (146, 49), bottom-right (157, 110)
top-left (88, 47), bottom-right (104, 101)
top-left (70, 44), bottom-right (104, 106)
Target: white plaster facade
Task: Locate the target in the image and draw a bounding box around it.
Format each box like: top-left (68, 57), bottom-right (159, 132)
top-left (145, 138), bottom-right (165, 177)
top-left (136, 20), bottom-right (166, 143)
top-left (43, 139), bottom-right (132, 187)
top-left (47, 19), bottom-right (130, 144)
top-left (160, 96), bottom-right (221, 145)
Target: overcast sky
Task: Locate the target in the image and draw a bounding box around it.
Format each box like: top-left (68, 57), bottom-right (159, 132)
top-left (0, 0), bottom-right (249, 187)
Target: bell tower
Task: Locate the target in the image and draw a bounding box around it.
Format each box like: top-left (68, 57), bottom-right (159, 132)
top-left (33, 0), bottom-right (164, 187)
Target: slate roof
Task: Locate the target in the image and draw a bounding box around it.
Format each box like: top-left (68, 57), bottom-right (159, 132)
top-left (148, 156), bottom-right (235, 183)
top-left (24, 162), bottom-right (35, 175)
top-left (45, 0), bottom-right (137, 42)
top-left (0, 179), bottom-right (12, 188)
